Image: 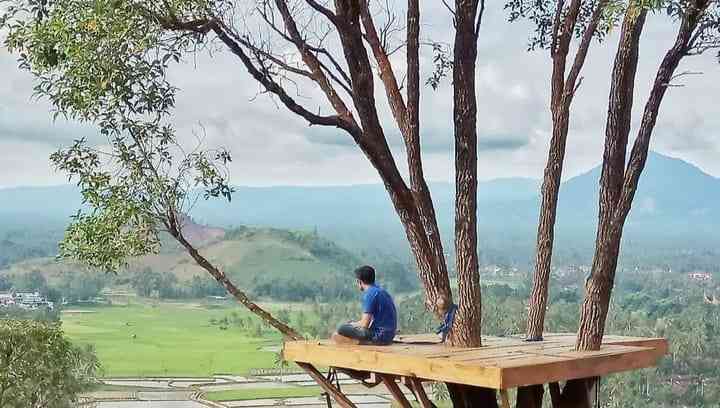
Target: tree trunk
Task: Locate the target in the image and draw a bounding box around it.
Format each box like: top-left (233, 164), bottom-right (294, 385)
top-left (578, 0), bottom-right (709, 352)
top-left (576, 4), bottom-right (647, 352)
top-left (516, 384), bottom-right (544, 408)
top-left (613, 0), bottom-right (710, 228)
top-left (441, 3), bottom-right (488, 405)
top-left (557, 379), bottom-right (593, 408)
top-left (526, 106), bottom-right (570, 341)
top-left (446, 383), bottom-right (498, 408)
top-left (451, 0), bottom-right (483, 349)
top-left (333, 0), bottom-right (454, 317)
top-left (526, 0), bottom-right (608, 342)
top-left (405, 0), bottom-right (451, 317)
top-left (577, 225), bottom-right (623, 350)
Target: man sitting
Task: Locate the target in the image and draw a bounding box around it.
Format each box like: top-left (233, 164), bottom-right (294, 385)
top-left (332, 265), bottom-right (397, 345)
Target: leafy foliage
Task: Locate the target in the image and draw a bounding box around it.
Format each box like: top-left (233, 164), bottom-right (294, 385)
top-left (0, 320), bottom-right (99, 408)
top-left (426, 42), bottom-right (453, 90)
top-left (505, 0), bottom-right (720, 56)
top-left (2, 0), bottom-right (234, 273)
top-left (504, 0), bottom-right (622, 50)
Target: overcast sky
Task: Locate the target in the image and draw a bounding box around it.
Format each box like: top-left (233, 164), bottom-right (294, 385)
top-left (0, 4), bottom-right (718, 189)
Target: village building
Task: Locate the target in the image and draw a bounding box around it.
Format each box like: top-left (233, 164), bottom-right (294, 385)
top-left (688, 271), bottom-right (713, 282)
top-left (0, 294), bottom-right (15, 307)
top-left (0, 291), bottom-right (54, 310)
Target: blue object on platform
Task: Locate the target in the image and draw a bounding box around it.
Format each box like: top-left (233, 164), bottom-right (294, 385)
top-left (435, 303), bottom-right (458, 343)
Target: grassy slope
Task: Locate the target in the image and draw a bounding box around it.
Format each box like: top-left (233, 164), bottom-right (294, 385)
top-left (137, 234), bottom-right (340, 284)
top-left (62, 302), bottom-right (278, 377)
top-left (2, 227), bottom-right (356, 287)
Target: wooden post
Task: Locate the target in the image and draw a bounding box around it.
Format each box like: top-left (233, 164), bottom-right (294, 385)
top-left (297, 363), bottom-right (358, 408)
top-left (408, 377), bottom-right (436, 408)
top-left (381, 374), bottom-right (413, 408)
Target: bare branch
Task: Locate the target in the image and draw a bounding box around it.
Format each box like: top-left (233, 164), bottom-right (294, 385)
top-left (304, 0), bottom-right (338, 25)
top-left (564, 0), bottom-right (610, 102)
top-left (475, 0), bottom-right (486, 37)
top-left (665, 70), bottom-right (704, 86)
top-left (255, 4), bottom-right (353, 89)
top-left (272, 0), bottom-right (356, 121)
top-left (211, 22), bottom-right (361, 138)
top-left (226, 29), bottom-right (315, 80)
top-left (442, 0), bottom-right (456, 16)
top-left (359, 1), bottom-right (409, 136)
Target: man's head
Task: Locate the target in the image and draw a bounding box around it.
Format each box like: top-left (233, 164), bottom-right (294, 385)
top-left (354, 265), bottom-right (375, 291)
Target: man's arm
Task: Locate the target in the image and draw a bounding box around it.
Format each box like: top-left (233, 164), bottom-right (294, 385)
top-left (356, 313), bottom-right (372, 329)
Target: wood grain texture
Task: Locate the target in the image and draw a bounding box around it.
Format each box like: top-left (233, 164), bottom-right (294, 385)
top-left (284, 333), bottom-right (667, 389)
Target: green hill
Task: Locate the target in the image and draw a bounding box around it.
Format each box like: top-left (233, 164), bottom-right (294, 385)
top-left (0, 225), bottom-right (416, 302)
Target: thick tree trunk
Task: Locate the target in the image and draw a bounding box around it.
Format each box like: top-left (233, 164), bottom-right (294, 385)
top-left (557, 379), bottom-right (593, 408)
top-left (405, 0), bottom-right (451, 317)
top-left (576, 4), bottom-right (646, 351)
top-left (441, 3), bottom-right (489, 405)
top-left (334, 0), bottom-right (453, 317)
top-left (577, 225), bottom-right (623, 350)
top-left (451, 0), bottom-right (483, 348)
top-left (446, 383), bottom-right (498, 408)
top-left (613, 0), bottom-right (709, 226)
top-left (516, 384), bottom-right (544, 408)
top-left (526, 0), bottom-right (608, 342)
top-left (578, 0), bottom-right (709, 351)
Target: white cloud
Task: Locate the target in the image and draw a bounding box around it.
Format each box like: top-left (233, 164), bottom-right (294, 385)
top-left (0, 6), bottom-right (718, 189)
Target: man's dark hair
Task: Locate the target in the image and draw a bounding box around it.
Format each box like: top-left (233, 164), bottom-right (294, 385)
top-left (354, 265), bottom-right (375, 285)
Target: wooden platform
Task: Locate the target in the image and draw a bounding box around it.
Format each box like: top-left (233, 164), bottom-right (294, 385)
top-left (283, 333), bottom-right (668, 390)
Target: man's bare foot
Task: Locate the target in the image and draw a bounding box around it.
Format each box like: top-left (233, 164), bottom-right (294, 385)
top-left (331, 332), bottom-right (360, 345)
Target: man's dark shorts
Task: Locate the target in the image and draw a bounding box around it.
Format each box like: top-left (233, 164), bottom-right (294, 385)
top-left (337, 323), bottom-right (392, 345)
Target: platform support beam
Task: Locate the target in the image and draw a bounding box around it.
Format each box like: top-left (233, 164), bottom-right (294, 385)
top-left (407, 377), bottom-right (436, 408)
top-left (297, 363), bottom-right (358, 408)
top-left (381, 374), bottom-right (412, 408)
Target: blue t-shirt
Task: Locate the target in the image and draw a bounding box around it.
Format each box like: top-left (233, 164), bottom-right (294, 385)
top-left (361, 285), bottom-right (397, 344)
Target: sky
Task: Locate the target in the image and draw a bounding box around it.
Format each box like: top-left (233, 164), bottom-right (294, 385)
top-left (0, 3), bottom-right (718, 189)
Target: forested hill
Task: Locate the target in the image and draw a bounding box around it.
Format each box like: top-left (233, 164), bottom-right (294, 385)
top-left (1, 151), bottom-right (719, 270)
top-left (0, 224), bottom-right (419, 301)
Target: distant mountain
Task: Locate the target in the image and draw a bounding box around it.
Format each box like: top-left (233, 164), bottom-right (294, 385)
top-left (556, 152), bottom-right (720, 245)
top-left (0, 151), bottom-right (718, 268)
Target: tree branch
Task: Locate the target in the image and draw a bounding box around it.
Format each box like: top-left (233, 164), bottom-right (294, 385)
top-left (359, 1), bottom-right (409, 136)
top-left (564, 0), bottom-right (609, 103)
top-left (304, 0), bottom-right (338, 25)
top-left (211, 21), bottom-right (361, 137)
top-left (272, 0), bottom-right (356, 123)
top-left (550, 0), bottom-right (567, 57)
top-left (613, 0), bottom-right (711, 226)
top-left (475, 0), bottom-right (486, 37)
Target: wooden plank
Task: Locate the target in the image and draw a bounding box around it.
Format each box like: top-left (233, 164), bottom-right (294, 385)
top-left (284, 341), bottom-right (504, 388)
top-left (380, 375), bottom-right (412, 408)
top-left (500, 345), bottom-right (665, 388)
top-left (408, 377), bottom-right (435, 408)
top-left (296, 363), bottom-right (357, 408)
top-left (283, 334), bottom-right (668, 391)
top-left (499, 389), bottom-right (511, 408)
